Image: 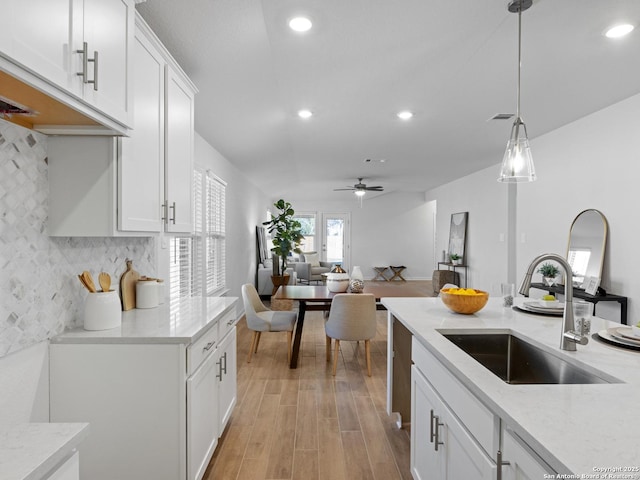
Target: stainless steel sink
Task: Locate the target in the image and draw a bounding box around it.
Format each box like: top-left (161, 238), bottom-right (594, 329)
top-left (441, 332), bottom-right (619, 385)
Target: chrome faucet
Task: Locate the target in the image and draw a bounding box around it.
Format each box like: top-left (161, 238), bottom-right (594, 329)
top-left (518, 253), bottom-right (588, 351)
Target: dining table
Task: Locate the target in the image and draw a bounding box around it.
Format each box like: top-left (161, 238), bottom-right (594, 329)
top-left (273, 283), bottom-right (429, 368)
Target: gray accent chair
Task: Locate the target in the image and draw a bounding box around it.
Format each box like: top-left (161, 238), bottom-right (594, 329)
top-left (256, 262), bottom-right (296, 296)
top-left (291, 251), bottom-right (332, 284)
top-left (241, 284), bottom-right (297, 363)
top-left (325, 293), bottom-right (377, 376)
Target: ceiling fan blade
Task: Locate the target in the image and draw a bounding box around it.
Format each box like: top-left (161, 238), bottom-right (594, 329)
top-left (333, 188), bottom-right (355, 191)
top-left (365, 186), bottom-right (383, 190)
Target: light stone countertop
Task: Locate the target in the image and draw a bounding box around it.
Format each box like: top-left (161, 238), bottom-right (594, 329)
top-left (0, 423), bottom-right (89, 480)
top-left (382, 296), bottom-right (640, 477)
top-left (50, 296), bottom-right (238, 344)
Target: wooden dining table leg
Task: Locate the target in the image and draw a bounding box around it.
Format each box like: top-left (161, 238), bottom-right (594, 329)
top-left (289, 300), bottom-right (307, 368)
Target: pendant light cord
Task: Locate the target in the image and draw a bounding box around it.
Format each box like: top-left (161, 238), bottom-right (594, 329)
top-left (516, 7), bottom-right (522, 119)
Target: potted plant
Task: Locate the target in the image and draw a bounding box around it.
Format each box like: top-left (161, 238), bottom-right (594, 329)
top-left (537, 262), bottom-right (560, 286)
top-left (263, 199), bottom-right (304, 279)
top-left (449, 253), bottom-right (462, 265)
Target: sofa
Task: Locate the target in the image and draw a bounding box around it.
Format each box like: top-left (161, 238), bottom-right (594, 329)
top-left (256, 262), bottom-right (297, 296)
top-left (289, 251), bottom-right (333, 284)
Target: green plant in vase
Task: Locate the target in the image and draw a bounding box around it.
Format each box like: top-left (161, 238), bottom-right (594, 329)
top-left (537, 262), bottom-right (560, 286)
top-left (449, 253), bottom-right (462, 265)
top-left (262, 199), bottom-right (304, 276)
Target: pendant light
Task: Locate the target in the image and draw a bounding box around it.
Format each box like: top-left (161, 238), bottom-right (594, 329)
top-left (498, 0), bottom-right (536, 183)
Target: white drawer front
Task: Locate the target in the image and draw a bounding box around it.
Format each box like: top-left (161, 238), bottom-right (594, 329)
top-left (218, 309), bottom-right (237, 342)
top-left (187, 324), bottom-right (218, 376)
top-left (412, 337), bottom-right (497, 456)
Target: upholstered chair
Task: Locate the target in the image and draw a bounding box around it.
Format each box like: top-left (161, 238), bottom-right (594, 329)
top-left (325, 293), bottom-right (377, 376)
top-left (241, 284), bottom-right (297, 363)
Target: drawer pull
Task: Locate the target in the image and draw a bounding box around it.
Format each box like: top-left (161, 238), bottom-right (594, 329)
top-left (496, 450), bottom-right (510, 480)
top-left (222, 351), bottom-right (228, 375)
top-left (203, 342), bottom-right (215, 352)
top-left (227, 318), bottom-right (235, 326)
top-left (433, 414), bottom-right (444, 451)
top-left (429, 409), bottom-right (436, 443)
top-left (216, 358), bottom-right (223, 381)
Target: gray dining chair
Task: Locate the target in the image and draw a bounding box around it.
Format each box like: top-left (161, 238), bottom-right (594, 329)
top-left (325, 293), bottom-right (377, 376)
top-left (241, 283), bottom-right (297, 363)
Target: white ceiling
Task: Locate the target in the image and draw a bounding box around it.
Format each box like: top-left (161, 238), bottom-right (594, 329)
top-left (136, 0), bottom-right (640, 201)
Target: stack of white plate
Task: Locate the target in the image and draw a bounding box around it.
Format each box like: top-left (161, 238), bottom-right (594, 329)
top-left (598, 326), bottom-right (640, 348)
top-left (519, 301), bottom-right (564, 316)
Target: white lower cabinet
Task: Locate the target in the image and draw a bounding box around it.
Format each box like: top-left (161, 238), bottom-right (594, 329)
top-left (50, 315), bottom-right (237, 480)
top-left (501, 428), bottom-right (555, 480)
top-left (47, 451), bottom-right (80, 480)
top-left (187, 340), bottom-right (220, 480)
top-left (411, 365), bottom-right (495, 480)
top-left (217, 327), bottom-right (237, 429)
top-left (409, 337), bottom-right (557, 480)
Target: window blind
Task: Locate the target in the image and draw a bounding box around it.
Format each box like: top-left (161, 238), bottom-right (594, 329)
top-left (169, 168), bottom-right (226, 306)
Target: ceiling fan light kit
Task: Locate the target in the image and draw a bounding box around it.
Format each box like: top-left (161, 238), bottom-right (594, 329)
top-left (498, 0), bottom-right (536, 183)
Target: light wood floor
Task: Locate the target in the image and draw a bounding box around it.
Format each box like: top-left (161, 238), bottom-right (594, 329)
top-left (204, 281), bottom-right (433, 480)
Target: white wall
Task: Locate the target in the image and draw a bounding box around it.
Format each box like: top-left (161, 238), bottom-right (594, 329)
top-left (425, 92), bottom-right (640, 323)
top-left (191, 132), bottom-right (272, 298)
top-left (292, 191), bottom-right (433, 279)
top-left (425, 166), bottom-right (509, 292)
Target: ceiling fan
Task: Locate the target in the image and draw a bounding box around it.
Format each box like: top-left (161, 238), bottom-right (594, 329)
top-left (333, 178), bottom-right (384, 197)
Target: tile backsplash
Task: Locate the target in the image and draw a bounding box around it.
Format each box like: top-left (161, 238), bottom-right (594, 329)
top-left (0, 120), bottom-right (155, 357)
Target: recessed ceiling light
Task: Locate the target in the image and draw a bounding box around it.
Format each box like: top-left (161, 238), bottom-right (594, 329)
top-left (397, 111), bottom-right (413, 120)
top-left (289, 17), bottom-right (312, 32)
top-left (298, 109), bottom-right (313, 119)
top-left (605, 23), bottom-right (634, 38)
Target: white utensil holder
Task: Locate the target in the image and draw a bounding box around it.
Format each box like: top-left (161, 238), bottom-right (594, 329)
top-left (84, 290), bottom-right (121, 330)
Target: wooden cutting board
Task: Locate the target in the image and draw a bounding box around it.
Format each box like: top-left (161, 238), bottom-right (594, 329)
top-left (119, 259), bottom-right (139, 311)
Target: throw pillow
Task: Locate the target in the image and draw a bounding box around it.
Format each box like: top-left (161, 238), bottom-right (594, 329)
top-left (304, 252), bottom-right (320, 267)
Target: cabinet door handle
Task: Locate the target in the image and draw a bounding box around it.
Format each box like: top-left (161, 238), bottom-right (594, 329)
top-left (88, 50), bottom-right (98, 91)
top-left (161, 202), bottom-right (168, 223)
top-left (216, 358), bottom-right (223, 381)
top-left (76, 42), bottom-right (89, 83)
top-left (429, 409), bottom-right (436, 443)
top-left (496, 450), bottom-right (510, 480)
top-left (169, 202), bottom-right (176, 224)
top-left (203, 342), bottom-right (215, 353)
top-left (433, 415), bottom-right (444, 452)
top-left (222, 351), bottom-right (228, 375)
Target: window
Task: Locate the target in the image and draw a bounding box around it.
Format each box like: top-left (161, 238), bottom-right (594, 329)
top-left (170, 168), bottom-right (226, 304)
top-left (294, 213), bottom-right (316, 252)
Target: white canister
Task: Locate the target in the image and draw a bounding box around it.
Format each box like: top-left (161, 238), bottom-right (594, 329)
top-left (136, 280), bottom-right (159, 309)
top-left (84, 290), bottom-right (121, 331)
top-left (156, 279), bottom-right (165, 304)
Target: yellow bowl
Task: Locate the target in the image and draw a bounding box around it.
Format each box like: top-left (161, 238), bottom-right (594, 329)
top-left (440, 288), bottom-right (489, 315)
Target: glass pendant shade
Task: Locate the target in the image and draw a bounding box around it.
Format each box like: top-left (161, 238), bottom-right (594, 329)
top-left (498, 117), bottom-right (536, 182)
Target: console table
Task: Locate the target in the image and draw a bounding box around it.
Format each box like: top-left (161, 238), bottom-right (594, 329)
top-left (530, 282), bottom-right (628, 325)
top-left (436, 262), bottom-right (468, 288)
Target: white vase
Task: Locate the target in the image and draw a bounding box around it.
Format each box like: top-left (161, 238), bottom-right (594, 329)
top-left (327, 273), bottom-right (350, 292)
top-left (350, 266), bottom-right (364, 293)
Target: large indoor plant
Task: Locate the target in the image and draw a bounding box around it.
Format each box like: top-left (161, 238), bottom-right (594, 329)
top-left (263, 199), bottom-right (304, 276)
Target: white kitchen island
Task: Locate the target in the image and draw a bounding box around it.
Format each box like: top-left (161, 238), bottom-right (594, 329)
top-left (383, 296), bottom-right (640, 479)
top-left (49, 296), bottom-right (238, 480)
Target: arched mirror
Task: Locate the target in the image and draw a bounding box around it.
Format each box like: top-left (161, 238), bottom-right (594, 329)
top-left (566, 209), bottom-right (608, 289)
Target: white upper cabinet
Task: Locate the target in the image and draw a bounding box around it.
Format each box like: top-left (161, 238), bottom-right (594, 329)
top-left (165, 66), bottom-right (195, 233)
top-left (118, 29), bottom-right (165, 232)
top-left (118, 14), bottom-right (196, 235)
top-left (0, 0), bottom-right (133, 129)
top-left (79, 0), bottom-right (133, 126)
top-left (5, 0), bottom-right (76, 91)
